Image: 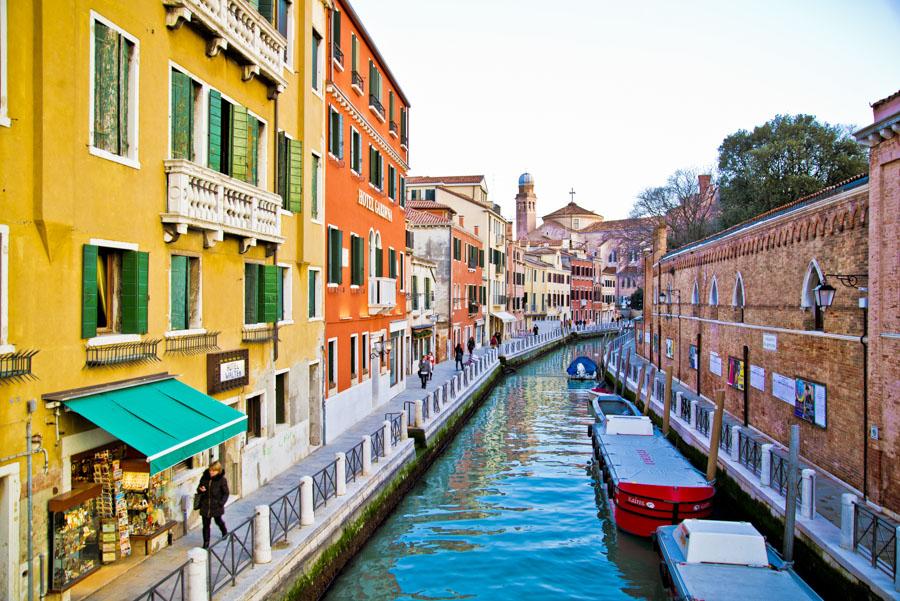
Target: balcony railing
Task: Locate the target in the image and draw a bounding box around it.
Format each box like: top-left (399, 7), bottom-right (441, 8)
top-left (389, 121), bottom-right (399, 137)
top-left (369, 94), bottom-right (385, 121)
top-left (368, 277), bottom-right (397, 314)
top-left (401, 134), bottom-right (408, 149)
top-left (468, 302), bottom-right (480, 316)
top-left (332, 43), bottom-right (344, 68)
top-left (162, 159), bottom-right (283, 246)
top-left (163, 0), bottom-right (287, 87)
top-left (351, 70), bottom-right (365, 93)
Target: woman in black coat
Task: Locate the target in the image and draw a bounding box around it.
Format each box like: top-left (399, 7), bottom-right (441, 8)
top-left (196, 461), bottom-right (229, 548)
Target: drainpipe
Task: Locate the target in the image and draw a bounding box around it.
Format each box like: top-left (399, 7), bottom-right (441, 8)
top-left (861, 299), bottom-right (868, 500)
top-left (272, 93), bottom-right (280, 362)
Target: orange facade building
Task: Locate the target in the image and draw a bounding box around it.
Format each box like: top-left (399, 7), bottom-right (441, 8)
top-left (324, 1), bottom-right (410, 440)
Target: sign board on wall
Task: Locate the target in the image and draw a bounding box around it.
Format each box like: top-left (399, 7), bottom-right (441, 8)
top-left (709, 352), bottom-right (722, 376)
top-left (207, 349), bottom-right (250, 394)
top-left (644, 331), bottom-right (650, 344)
top-left (763, 333), bottom-right (777, 351)
top-left (727, 356), bottom-right (745, 390)
top-left (665, 338), bottom-right (674, 359)
top-left (795, 378), bottom-right (827, 428)
top-left (750, 365), bottom-right (765, 391)
top-left (772, 373), bottom-right (795, 405)
top-left (688, 345), bottom-right (698, 370)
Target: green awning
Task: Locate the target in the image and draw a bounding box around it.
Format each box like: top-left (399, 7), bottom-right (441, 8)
top-left (63, 378), bottom-right (247, 474)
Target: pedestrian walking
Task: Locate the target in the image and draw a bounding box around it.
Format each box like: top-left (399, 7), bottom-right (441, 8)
top-left (533, 325), bottom-right (539, 337)
top-left (196, 461), bottom-right (229, 549)
top-left (454, 343), bottom-right (464, 371)
top-left (418, 355), bottom-right (432, 388)
top-left (467, 336), bottom-right (476, 360)
top-left (425, 351), bottom-right (435, 380)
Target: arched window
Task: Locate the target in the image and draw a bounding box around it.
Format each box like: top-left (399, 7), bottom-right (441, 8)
top-left (801, 260), bottom-right (825, 330)
top-left (709, 276), bottom-right (719, 306)
top-left (732, 273), bottom-right (745, 308)
top-left (691, 280), bottom-right (700, 304)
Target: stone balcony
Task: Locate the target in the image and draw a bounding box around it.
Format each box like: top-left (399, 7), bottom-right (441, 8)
top-left (368, 277), bottom-right (397, 315)
top-left (162, 159), bottom-right (284, 250)
top-left (164, 0), bottom-right (287, 89)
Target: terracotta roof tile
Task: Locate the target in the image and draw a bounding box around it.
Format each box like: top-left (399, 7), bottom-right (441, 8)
top-left (406, 208), bottom-right (451, 226)
top-left (407, 175), bottom-right (485, 185)
top-left (408, 199), bottom-right (454, 212)
top-left (542, 201), bottom-right (600, 220)
top-left (579, 217), bottom-right (653, 233)
top-left (873, 89), bottom-right (900, 109)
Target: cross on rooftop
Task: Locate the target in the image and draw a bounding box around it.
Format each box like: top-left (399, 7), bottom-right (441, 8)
top-left (569, 188), bottom-right (576, 203)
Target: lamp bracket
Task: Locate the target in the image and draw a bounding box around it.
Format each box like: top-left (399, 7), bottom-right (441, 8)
top-left (824, 274), bottom-right (867, 289)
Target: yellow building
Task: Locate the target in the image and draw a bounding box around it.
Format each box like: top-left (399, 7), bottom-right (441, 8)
top-left (0, 1), bottom-right (326, 598)
top-left (525, 249), bottom-right (571, 324)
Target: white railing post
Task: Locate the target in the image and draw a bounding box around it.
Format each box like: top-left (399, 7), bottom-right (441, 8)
top-left (840, 493), bottom-right (857, 549)
top-left (730, 426), bottom-right (742, 461)
top-left (253, 505), bottom-right (272, 564)
top-left (675, 392), bottom-right (683, 418)
top-left (335, 452), bottom-right (347, 496)
top-left (187, 547), bottom-right (209, 601)
top-left (361, 435), bottom-right (372, 475)
top-left (300, 476), bottom-right (314, 525)
top-left (382, 420), bottom-right (393, 456)
top-left (760, 444), bottom-right (773, 487)
top-left (800, 469), bottom-right (816, 519)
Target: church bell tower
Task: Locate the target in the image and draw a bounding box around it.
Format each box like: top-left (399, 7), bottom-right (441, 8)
top-left (515, 172), bottom-right (537, 240)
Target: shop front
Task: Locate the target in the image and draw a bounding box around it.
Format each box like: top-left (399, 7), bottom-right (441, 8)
top-left (411, 325), bottom-right (434, 363)
top-left (490, 311), bottom-right (518, 340)
top-left (43, 374), bottom-right (246, 594)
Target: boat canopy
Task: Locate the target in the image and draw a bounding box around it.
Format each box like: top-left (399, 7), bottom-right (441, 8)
top-left (567, 356), bottom-right (598, 376)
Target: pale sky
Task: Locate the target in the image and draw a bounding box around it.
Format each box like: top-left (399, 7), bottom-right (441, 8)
top-left (354, 0), bottom-right (900, 223)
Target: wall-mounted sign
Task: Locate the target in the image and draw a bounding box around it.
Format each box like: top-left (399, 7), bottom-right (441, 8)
top-left (709, 352), bottom-right (722, 376)
top-left (644, 331), bottom-right (650, 344)
top-left (688, 345), bottom-right (698, 370)
top-left (665, 338), bottom-right (674, 359)
top-left (207, 349), bottom-right (250, 394)
top-left (772, 372), bottom-right (795, 405)
top-left (794, 377), bottom-right (827, 428)
top-left (358, 189), bottom-right (393, 222)
top-left (763, 333), bottom-right (777, 351)
top-left (750, 365), bottom-right (765, 391)
top-left (727, 356), bottom-right (745, 390)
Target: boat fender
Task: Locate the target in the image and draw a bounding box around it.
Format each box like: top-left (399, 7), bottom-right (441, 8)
top-left (587, 424), bottom-right (593, 437)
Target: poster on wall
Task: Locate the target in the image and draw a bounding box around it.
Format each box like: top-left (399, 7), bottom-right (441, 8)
top-left (665, 338), bottom-right (674, 359)
top-left (644, 331), bottom-right (650, 344)
top-left (794, 378), bottom-right (827, 428)
top-left (688, 345), bottom-right (698, 370)
top-left (763, 333), bottom-right (777, 351)
top-left (772, 373), bottom-right (796, 405)
top-left (727, 356), bottom-right (745, 390)
top-left (750, 365), bottom-right (765, 391)
top-left (709, 352), bottom-right (722, 376)
top-left (653, 333), bottom-right (659, 354)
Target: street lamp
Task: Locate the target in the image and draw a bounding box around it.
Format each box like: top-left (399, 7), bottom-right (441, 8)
top-left (813, 282), bottom-right (836, 310)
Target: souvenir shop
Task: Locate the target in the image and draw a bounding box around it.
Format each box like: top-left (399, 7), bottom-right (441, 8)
top-left (44, 374), bottom-right (247, 593)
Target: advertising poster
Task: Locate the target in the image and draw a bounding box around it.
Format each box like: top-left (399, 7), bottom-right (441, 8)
top-left (644, 331), bottom-right (650, 344)
top-left (772, 373), bottom-right (795, 405)
top-left (794, 378), bottom-right (827, 428)
top-left (665, 338), bottom-right (674, 359)
top-left (727, 356), bottom-right (745, 390)
top-left (709, 352), bottom-right (722, 376)
top-left (688, 345), bottom-right (698, 370)
top-left (750, 365), bottom-right (765, 391)
top-left (653, 333), bottom-right (659, 354)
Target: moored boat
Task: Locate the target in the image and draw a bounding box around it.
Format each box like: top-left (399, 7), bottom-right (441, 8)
top-left (655, 519), bottom-right (822, 600)
top-left (567, 356), bottom-right (598, 380)
top-left (589, 394), bottom-right (714, 537)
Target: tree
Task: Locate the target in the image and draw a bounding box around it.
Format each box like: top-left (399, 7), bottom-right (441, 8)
top-left (629, 287), bottom-right (643, 310)
top-left (628, 167), bottom-right (718, 249)
top-left (717, 114), bottom-right (868, 228)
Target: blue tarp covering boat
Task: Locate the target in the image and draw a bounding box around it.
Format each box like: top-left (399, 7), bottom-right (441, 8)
top-left (567, 357), bottom-right (598, 379)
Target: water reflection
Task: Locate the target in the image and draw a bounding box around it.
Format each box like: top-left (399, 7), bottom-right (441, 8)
top-left (324, 340), bottom-right (666, 601)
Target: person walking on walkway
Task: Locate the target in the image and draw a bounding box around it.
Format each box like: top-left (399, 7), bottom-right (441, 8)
top-left (467, 336), bottom-right (476, 362)
top-left (533, 325), bottom-right (539, 337)
top-left (418, 355), bottom-right (432, 388)
top-left (454, 343), bottom-right (464, 371)
top-left (425, 351), bottom-right (435, 380)
top-left (196, 461), bottom-right (229, 549)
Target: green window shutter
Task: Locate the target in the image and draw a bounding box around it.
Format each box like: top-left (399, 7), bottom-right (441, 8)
top-left (328, 229), bottom-right (343, 284)
top-left (411, 276), bottom-right (418, 309)
top-left (170, 255), bottom-right (188, 331)
top-left (308, 270), bottom-right (316, 317)
top-left (118, 38), bottom-right (132, 155)
top-left (479, 249), bottom-right (485, 267)
top-left (375, 246), bottom-right (383, 277)
top-left (171, 70), bottom-right (193, 160)
top-left (258, 0), bottom-right (274, 22)
top-left (338, 113), bottom-right (344, 160)
top-left (93, 22), bottom-right (119, 152)
top-left (246, 116), bottom-right (259, 185)
top-left (333, 10), bottom-right (341, 48)
top-left (389, 249), bottom-right (396, 279)
top-left (245, 263), bottom-right (259, 324)
top-left (276, 131), bottom-right (287, 204)
top-left (208, 90), bottom-right (223, 172)
top-left (289, 139), bottom-right (303, 212)
top-left (122, 250), bottom-right (149, 334)
top-left (368, 146), bottom-right (375, 183)
top-left (82, 245), bottom-right (99, 338)
top-left (231, 104), bottom-right (249, 182)
top-left (351, 236), bottom-right (363, 286)
top-left (311, 154), bottom-right (319, 219)
top-left (276, 267), bottom-right (285, 321)
top-left (258, 264), bottom-right (278, 323)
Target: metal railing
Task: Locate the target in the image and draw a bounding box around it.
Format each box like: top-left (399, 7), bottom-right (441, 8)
top-left (389, 120), bottom-right (398, 136)
top-left (370, 425), bottom-right (385, 462)
top-left (720, 421), bottom-right (733, 454)
top-left (268, 483), bottom-right (301, 544)
top-left (769, 451), bottom-right (802, 502)
top-left (0, 349), bottom-right (38, 381)
top-left (696, 404), bottom-right (711, 436)
top-left (165, 331), bottom-right (220, 354)
top-left (403, 400), bottom-right (416, 428)
top-left (85, 339), bottom-right (161, 367)
top-left (386, 412), bottom-right (402, 445)
top-left (311, 460), bottom-right (337, 510)
top-left (854, 503), bottom-right (898, 579)
top-left (208, 516), bottom-right (254, 594)
top-left (738, 429), bottom-right (763, 476)
top-left (345, 440), bottom-right (364, 484)
top-left (369, 94), bottom-right (385, 116)
top-left (679, 396), bottom-right (692, 422)
top-left (332, 43), bottom-right (344, 66)
top-left (132, 560), bottom-right (190, 601)
top-left (431, 392), bottom-right (441, 416)
top-left (351, 70), bottom-right (364, 91)
top-left (241, 327), bottom-right (276, 344)
top-left (421, 395), bottom-right (431, 421)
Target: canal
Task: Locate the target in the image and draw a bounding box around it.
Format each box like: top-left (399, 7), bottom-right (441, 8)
top-left (324, 340), bottom-right (667, 600)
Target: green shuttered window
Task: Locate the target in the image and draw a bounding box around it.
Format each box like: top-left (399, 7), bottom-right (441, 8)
top-left (208, 90), bottom-right (224, 172)
top-left (171, 70), bottom-right (194, 160)
top-left (277, 132), bottom-right (303, 212)
top-left (170, 255), bottom-right (189, 331)
top-left (82, 245), bottom-right (148, 338)
top-left (81, 245), bottom-right (100, 338)
top-left (329, 108), bottom-right (344, 159)
top-left (388, 249), bottom-right (396, 279)
top-left (244, 263), bottom-right (279, 324)
top-left (425, 278), bottom-right (432, 309)
top-left (93, 20), bottom-right (135, 157)
top-left (375, 245), bottom-right (383, 278)
top-left (411, 276), bottom-right (418, 310)
top-left (208, 91), bottom-right (260, 185)
top-left (328, 228), bottom-right (343, 284)
top-left (350, 235), bottom-right (364, 286)
top-left (118, 249), bottom-right (148, 334)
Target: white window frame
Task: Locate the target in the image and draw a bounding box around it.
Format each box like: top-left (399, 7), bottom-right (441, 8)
top-left (0, 225), bottom-right (10, 353)
top-left (732, 272), bottom-right (745, 308)
top-left (310, 150), bottom-right (323, 223)
top-left (167, 252), bottom-right (204, 334)
top-left (308, 266), bottom-right (323, 320)
top-left (328, 105), bottom-right (341, 160)
top-left (326, 337), bottom-right (338, 391)
top-left (277, 262), bottom-right (293, 325)
top-left (311, 28), bottom-right (323, 97)
top-left (88, 11), bottom-right (141, 169)
top-left (801, 259), bottom-right (825, 308)
top-left (167, 62), bottom-right (207, 164)
top-left (349, 333), bottom-right (358, 382)
top-left (282, 0), bottom-right (296, 71)
top-left (691, 280), bottom-right (699, 305)
top-left (0, 0), bottom-right (9, 128)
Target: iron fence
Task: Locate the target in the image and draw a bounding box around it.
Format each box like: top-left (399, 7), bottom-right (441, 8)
top-left (431, 392), bottom-right (441, 415)
top-left (346, 440), bottom-right (364, 484)
top-left (854, 503), bottom-right (898, 579)
top-left (769, 451), bottom-right (802, 502)
top-left (351, 70), bottom-right (364, 91)
top-left (386, 412), bottom-right (402, 445)
top-left (164, 331), bottom-right (219, 354)
top-left (421, 395), bottom-right (431, 421)
top-left (738, 429), bottom-right (763, 476)
top-left (85, 339), bottom-right (160, 367)
top-left (371, 425), bottom-right (385, 462)
top-left (720, 421), bottom-right (733, 454)
top-left (268, 483), bottom-right (302, 544)
top-left (403, 400), bottom-right (415, 426)
top-left (0, 349), bottom-right (38, 382)
top-left (311, 460), bottom-right (337, 510)
top-left (696, 404), bottom-right (711, 436)
top-left (208, 516), bottom-right (254, 594)
top-left (132, 560), bottom-right (190, 601)
top-left (679, 395), bottom-right (692, 422)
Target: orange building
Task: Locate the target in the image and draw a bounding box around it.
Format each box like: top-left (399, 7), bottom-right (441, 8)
top-left (324, 1), bottom-right (410, 440)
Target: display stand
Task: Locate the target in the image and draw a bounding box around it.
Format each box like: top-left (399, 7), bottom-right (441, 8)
top-left (48, 483), bottom-right (103, 592)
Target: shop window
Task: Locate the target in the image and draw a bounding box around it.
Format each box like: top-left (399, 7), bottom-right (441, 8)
top-left (169, 255), bottom-right (200, 331)
top-left (81, 244), bottom-right (148, 338)
top-left (90, 15), bottom-right (138, 163)
top-left (275, 371), bottom-right (287, 425)
top-left (246, 394), bottom-right (262, 438)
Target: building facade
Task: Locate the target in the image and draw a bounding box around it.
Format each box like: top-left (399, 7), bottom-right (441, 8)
top-left (569, 254), bottom-right (594, 324)
top-left (408, 255), bottom-right (437, 363)
top-left (507, 237), bottom-right (527, 334)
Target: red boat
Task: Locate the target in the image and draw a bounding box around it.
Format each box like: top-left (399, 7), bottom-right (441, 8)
top-left (589, 394), bottom-right (715, 537)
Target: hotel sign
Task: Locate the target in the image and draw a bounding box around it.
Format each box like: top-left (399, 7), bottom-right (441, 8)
top-left (207, 349), bottom-right (250, 394)
top-left (358, 189), bottom-right (393, 222)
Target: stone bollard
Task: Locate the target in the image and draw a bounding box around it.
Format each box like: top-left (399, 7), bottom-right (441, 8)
top-left (840, 493), bottom-right (857, 549)
top-left (443, 382), bottom-right (450, 404)
top-left (300, 476), bottom-right (314, 525)
top-left (335, 452), bottom-right (347, 496)
top-left (690, 400), bottom-right (699, 430)
top-left (361, 435), bottom-right (372, 475)
top-left (675, 392), bottom-right (683, 418)
top-left (730, 426), bottom-right (742, 461)
top-left (413, 399), bottom-right (424, 427)
top-left (382, 420), bottom-right (392, 456)
top-left (800, 469), bottom-right (816, 519)
top-left (760, 444), bottom-right (774, 487)
top-left (253, 505), bottom-right (272, 563)
top-left (187, 547), bottom-right (209, 601)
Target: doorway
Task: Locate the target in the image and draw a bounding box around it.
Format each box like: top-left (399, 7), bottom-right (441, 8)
top-left (0, 466), bottom-right (19, 601)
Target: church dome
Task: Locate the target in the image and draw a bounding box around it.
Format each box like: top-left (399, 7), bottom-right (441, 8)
top-left (518, 172), bottom-right (534, 186)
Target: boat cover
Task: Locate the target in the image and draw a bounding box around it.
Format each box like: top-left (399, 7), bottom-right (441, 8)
top-left (567, 356), bottom-right (598, 376)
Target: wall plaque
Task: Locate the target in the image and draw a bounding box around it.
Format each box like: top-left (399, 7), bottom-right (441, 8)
top-left (207, 349), bottom-right (250, 394)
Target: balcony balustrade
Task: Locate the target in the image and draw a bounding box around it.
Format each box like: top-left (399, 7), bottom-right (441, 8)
top-left (368, 277), bottom-right (397, 314)
top-left (369, 94), bottom-right (385, 121)
top-left (164, 0), bottom-right (287, 88)
top-left (351, 70), bottom-right (365, 94)
top-left (162, 159), bottom-right (284, 248)
top-left (389, 121), bottom-right (399, 137)
top-left (332, 43), bottom-right (344, 68)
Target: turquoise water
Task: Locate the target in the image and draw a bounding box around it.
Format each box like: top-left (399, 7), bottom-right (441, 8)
top-left (324, 341), bottom-right (667, 601)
